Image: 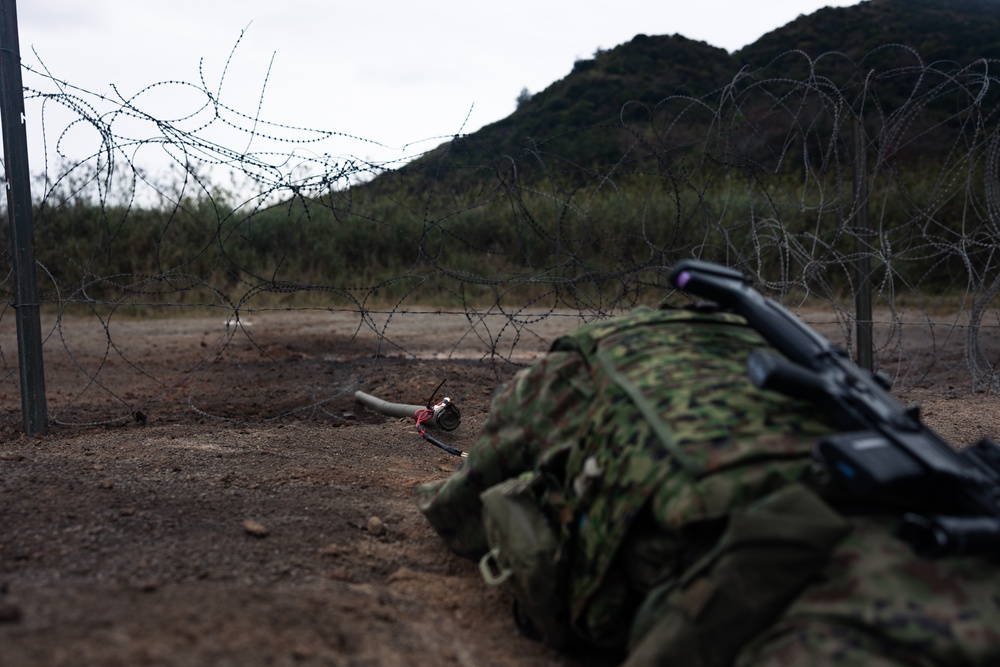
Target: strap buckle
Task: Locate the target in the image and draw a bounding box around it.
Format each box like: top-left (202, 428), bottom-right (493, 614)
top-left (478, 546), bottom-right (512, 585)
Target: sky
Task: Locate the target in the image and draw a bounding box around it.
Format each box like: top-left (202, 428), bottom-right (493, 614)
top-left (15, 0), bottom-right (865, 184)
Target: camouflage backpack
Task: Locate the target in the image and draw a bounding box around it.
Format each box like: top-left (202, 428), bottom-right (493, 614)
top-left (418, 305), bottom-right (841, 649)
top-left (420, 305), bottom-right (1000, 665)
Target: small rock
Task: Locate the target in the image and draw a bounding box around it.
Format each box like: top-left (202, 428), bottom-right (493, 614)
top-left (319, 543), bottom-right (343, 557)
top-left (366, 516), bottom-right (385, 536)
top-left (134, 577), bottom-right (161, 592)
top-left (242, 519), bottom-right (269, 538)
top-left (292, 645), bottom-right (316, 660)
top-left (374, 608), bottom-right (397, 623)
top-left (388, 567), bottom-right (416, 583)
top-left (0, 603), bottom-right (22, 624)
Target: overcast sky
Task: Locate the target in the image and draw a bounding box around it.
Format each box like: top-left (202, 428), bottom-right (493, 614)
top-left (16, 0), bottom-right (865, 179)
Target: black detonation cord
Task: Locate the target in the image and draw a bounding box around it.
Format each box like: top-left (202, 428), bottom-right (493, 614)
top-left (414, 398), bottom-right (467, 458)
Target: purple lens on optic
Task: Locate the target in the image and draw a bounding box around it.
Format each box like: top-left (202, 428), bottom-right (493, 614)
top-left (676, 271), bottom-right (691, 288)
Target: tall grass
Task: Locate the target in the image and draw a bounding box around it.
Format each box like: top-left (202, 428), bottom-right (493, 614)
top-left (7, 152), bottom-right (993, 317)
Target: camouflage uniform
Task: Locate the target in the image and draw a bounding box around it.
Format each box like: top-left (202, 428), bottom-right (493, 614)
top-left (415, 306), bottom-right (1000, 665)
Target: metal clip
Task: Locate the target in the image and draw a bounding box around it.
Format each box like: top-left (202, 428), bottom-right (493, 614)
top-left (478, 546), bottom-right (512, 586)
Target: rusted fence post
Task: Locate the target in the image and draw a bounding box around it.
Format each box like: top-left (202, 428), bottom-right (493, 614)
top-left (853, 115), bottom-right (874, 372)
top-left (0, 0), bottom-right (48, 435)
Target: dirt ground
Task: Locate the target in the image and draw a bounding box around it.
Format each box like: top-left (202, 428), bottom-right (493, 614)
top-left (0, 308), bottom-right (997, 667)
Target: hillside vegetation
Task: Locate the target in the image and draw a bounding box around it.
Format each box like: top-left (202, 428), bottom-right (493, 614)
top-left (23, 0), bottom-right (1000, 311)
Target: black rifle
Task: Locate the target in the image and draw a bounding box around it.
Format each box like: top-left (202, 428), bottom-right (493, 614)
top-left (668, 258), bottom-right (1000, 558)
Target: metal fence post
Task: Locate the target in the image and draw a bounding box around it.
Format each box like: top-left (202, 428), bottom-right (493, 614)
top-left (0, 0), bottom-right (48, 435)
top-left (853, 115), bottom-right (874, 372)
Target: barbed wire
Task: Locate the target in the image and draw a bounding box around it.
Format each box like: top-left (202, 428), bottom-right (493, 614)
top-left (2, 45), bottom-right (998, 428)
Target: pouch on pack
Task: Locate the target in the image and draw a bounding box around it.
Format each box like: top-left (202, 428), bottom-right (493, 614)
top-left (623, 483), bottom-right (852, 667)
top-left (477, 470), bottom-right (574, 649)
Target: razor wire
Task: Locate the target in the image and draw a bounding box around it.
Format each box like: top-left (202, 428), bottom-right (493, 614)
top-left (1, 44), bottom-right (999, 428)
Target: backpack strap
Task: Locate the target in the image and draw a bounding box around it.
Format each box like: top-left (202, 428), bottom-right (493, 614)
top-left (593, 345), bottom-right (704, 476)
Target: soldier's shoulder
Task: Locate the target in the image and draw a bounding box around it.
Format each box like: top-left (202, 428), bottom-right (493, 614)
top-left (552, 304), bottom-right (748, 354)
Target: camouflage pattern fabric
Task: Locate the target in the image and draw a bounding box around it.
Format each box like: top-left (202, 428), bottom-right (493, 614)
top-left (735, 516), bottom-right (1000, 666)
top-left (414, 305), bottom-right (1000, 664)
top-left (415, 347), bottom-right (592, 557)
top-left (552, 306), bottom-right (835, 646)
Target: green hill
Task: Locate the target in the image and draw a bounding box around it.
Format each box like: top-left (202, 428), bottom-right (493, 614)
top-left (387, 0), bottom-right (1000, 184)
top-left (737, 0), bottom-right (1000, 68)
